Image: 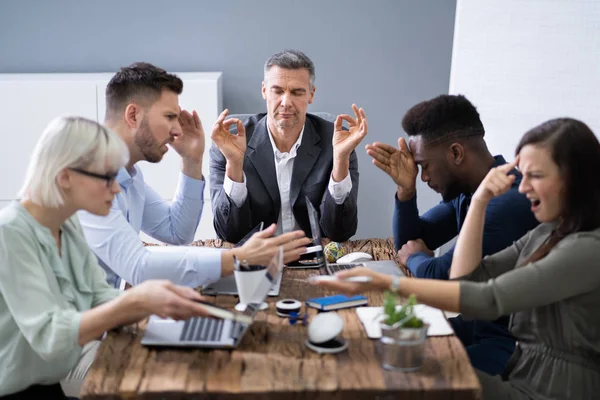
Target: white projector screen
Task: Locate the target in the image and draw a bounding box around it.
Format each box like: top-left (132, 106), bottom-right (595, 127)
top-left (450, 0), bottom-right (600, 160)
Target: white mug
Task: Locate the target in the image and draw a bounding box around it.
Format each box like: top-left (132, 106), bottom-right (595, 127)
top-left (234, 268), bottom-right (268, 310)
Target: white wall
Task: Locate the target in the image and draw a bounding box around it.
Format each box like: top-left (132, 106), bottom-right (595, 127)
top-left (0, 77), bottom-right (98, 199)
top-left (436, 0), bottom-right (600, 257)
top-left (0, 72), bottom-right (222, 242)
top-left (450, 0), bottom-right (600, 159)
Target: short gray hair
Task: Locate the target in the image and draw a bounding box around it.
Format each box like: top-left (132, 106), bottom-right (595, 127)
top-left (264, 49), bottom-right (316, 87)
top-left (19, 116), bottom-right (129, 208)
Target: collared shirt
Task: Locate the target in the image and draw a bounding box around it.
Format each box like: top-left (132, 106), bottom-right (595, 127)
top-left (224, 121), bottom-right (352, 234)
top-left (78, 166), bottom-right (222, 288)
top-left (0, 202), bottom-right (120, 396)
top-left (268, 125), bottom-right (304, 234)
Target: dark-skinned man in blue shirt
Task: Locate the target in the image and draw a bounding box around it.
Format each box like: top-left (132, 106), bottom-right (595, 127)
top-left (366, 94), bottom-right (539, 376)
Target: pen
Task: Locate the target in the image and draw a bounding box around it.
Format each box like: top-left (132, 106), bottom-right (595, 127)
top-left (293, 276), bottom-right (374, 284)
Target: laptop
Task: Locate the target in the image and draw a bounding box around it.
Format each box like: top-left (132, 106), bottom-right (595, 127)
top-left (201, 222), bottom-right (282, 296)
top-left (305, 197), bottom-right (404, 277)
top-left (141, 247), bottom-right (283, 348)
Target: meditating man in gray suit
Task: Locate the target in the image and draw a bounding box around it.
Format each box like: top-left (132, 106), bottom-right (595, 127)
top-left (210, 49), bottom-right (367, 243)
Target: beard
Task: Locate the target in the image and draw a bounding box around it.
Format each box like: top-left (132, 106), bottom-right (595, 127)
top-left (276, 119), bottom-right (297, 129)
top-left (134, 117), bottom-right (163, 163)
top-left (441, 179), bottom-right (466, 202)
top-left (274, 111), bottom-right (299, 130)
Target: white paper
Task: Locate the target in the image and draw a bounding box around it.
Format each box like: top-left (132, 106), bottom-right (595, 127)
top-left (356, 304), bottom-right (454, 339)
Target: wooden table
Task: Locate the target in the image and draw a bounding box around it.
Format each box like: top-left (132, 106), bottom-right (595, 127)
top-left (81, 238), bottom-right (481, 399)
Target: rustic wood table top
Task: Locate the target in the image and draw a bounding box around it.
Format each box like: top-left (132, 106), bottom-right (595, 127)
top-left (81, 238), bottom-right (481, 400)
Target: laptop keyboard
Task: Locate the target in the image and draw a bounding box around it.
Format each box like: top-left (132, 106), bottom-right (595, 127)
top-left (328, 263), bottom-right (363, 273)
top-left (179, 317), bottom-right (241, 342)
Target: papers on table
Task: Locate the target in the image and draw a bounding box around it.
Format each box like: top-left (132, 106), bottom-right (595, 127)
top-left (356, 304), bottom-right (454, 339)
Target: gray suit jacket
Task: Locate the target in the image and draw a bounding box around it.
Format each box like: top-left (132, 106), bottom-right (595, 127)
top-left (210, 113), bottom-right (359, 243)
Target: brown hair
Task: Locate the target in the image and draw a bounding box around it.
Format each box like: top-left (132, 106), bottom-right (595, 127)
top-left (517, 118), bottom-right (600, 264)
top-left (105, 62), bottom-right (183, 121)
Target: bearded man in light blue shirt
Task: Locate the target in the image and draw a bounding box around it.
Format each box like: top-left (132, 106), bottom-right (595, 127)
top-left (79, 62), bottom-right (308, 289)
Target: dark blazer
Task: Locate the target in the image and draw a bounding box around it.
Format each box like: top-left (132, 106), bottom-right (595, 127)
top-left (210, 113), bottom-right (359, 243)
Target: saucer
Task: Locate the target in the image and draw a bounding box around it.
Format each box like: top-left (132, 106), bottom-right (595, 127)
top-left (305, 337), bottom-right (348, 354)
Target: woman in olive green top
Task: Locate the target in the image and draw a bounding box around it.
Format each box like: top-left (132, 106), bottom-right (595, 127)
top-left (0, 117), bottom-right (216, 399)
top-left (315, 118), bottom-right (600, 400)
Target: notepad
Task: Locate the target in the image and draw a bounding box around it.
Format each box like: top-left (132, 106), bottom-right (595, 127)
top-left (356, 305), bottom-right (454, 338)
top-left (306, 295), bottom-right (368, 311)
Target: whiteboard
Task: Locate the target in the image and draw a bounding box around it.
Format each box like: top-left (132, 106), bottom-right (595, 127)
top-left (450, 0), bottom-right (600, 160)
top-left (0, 79), bottom-right (98, 199)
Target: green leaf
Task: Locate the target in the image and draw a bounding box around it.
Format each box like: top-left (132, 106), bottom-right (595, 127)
top-left (401, 316), bottom-right (424, 328)
top-left (383, 291), bottom-right (400, 325)
top-left (382, 292), bottom-right (425, 327)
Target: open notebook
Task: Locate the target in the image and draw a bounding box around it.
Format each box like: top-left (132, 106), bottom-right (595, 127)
top-left (356, 305), bottom-right (454, 339)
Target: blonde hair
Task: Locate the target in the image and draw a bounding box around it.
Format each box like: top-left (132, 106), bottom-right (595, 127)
top-left (18, 116), bottom-right (129, 207)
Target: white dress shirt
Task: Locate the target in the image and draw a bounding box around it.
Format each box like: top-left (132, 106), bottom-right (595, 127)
top-left (224, 121), bottom-right (352, 234)
top-left (78, 166), bottom-right (222, 288)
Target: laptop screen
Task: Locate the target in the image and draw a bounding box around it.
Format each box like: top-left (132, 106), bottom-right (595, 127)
top-left (234, 222), bottom-right (264, 248)
top-left (305, 197), bottom-right (327, 267)
top-left (243, 246), bottom-right (283, 319)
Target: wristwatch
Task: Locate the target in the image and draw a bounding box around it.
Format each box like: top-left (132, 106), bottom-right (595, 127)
top-left (389, 275), bottom-right (402, 292)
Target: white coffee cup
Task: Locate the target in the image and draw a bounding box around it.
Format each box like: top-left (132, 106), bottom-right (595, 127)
top-left (234, 268), bottom-right (269, 311)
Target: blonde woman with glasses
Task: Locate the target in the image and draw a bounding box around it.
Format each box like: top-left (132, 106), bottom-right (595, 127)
top-left (0, 117), bottom-right (215, 399)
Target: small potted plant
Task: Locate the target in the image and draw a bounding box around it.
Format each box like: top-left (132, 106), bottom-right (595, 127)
top-left (379, 292), bottom-right (428, 371)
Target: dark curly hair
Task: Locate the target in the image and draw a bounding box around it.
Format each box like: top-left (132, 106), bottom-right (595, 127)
top-left (105, 62), bottom-right (183, 120)
top-left (401, 94), bottom-right (485, 146)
